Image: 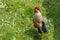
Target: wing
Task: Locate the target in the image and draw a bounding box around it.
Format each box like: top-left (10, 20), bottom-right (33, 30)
top-left (33, 18), bottom-right (42, 28)
top-left (33, 18), bottom-right (37, 28)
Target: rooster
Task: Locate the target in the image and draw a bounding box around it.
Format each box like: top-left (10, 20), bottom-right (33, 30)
top-left (33, 6), bottom-right (48, 33)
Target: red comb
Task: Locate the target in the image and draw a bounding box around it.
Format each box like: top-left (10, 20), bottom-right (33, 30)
top-left (34, 6), bottom-right (40, 13)
top-left (35, 6), bottom-right (40, 10)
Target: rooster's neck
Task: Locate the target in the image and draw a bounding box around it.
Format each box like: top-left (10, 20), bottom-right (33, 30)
top-left (35, 11), bottom-right (41, 15)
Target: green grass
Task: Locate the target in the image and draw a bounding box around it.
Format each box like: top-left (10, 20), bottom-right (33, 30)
top-left (0, 0), bottom-right (60, 40)
top-left (43, 0), bottom-right (60, 40)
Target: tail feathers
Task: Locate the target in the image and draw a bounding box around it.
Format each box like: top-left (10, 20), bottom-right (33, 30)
top-left (42, 22), bottom-right (48, 33)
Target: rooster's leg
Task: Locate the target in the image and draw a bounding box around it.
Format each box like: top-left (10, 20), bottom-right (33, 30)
top-left (36, 27), bottom-right (42, 33)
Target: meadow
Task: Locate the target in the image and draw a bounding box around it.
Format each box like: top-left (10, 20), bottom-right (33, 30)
top-left (0, 0), bottom-right (60, 40)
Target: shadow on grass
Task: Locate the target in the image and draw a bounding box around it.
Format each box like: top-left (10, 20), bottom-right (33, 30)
top-left (25, 29), bottom-right (42, 40)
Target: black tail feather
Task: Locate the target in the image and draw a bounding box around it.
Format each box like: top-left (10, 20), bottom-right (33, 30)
top-left (42, 22), bottom-right (48, 33)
